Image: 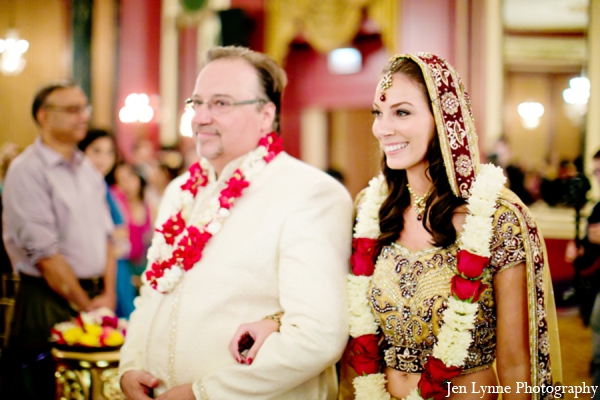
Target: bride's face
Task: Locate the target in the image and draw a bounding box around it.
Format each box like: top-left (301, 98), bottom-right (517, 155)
top-left (371, 73), bottom-right (436, 173)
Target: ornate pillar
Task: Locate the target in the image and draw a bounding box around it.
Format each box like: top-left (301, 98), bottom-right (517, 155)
top-left (586, 0), bottom-right (600, 199)
top-left (483, 0), bottom-right (503, 155)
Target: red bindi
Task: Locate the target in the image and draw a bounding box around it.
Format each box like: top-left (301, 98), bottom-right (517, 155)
top-left (380, 94), bottom-right (386, 102)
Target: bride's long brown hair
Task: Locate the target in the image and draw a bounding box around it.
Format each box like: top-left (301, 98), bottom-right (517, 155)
top-left (377, 59), bottom-right (466, 248)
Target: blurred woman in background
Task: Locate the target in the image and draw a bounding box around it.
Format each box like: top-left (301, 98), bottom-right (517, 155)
top-left (78, 129), bottom-right (136, 318)
top-left (111, 162), bottom-right (152, 290)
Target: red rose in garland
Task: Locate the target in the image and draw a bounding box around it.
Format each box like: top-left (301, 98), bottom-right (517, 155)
top-left (418, 368), bottom-right (448, 400)
top-left (451, 275), bottom-right (488, 302)
top-left (351, 238), bottom-right (381, 276)
top-left (425, 356), bottom-right (462, 383)
top-left (456, 250), bottom-right (488, 278)
top-left (347, 334), bottom-right (382, 375)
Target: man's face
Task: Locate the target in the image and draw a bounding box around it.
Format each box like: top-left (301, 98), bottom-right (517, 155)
top-left (39, 87), bottom-right (90, 145)
top-left (189, 58), bottom-right (275, 173)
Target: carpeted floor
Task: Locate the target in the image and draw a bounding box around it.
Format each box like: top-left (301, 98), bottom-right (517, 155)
top-left (557, 307), bottom-right (594, 399)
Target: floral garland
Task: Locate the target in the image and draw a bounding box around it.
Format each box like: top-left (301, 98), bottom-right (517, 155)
top-left (144, 132), bottom-right (283, 293)
top-left (347, 164), bottom-right (506, 400)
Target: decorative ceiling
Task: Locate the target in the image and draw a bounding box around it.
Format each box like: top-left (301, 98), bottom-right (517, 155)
top-left (503, 0), bottom-right (589, 31)
top-left (502, 0), bottom-right (589, 72)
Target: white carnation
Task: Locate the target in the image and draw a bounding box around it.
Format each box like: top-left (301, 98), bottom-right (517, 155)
top-left (206, 220), bottom-right (222, 234)
top-left (243, 159), bottom-right (267, 178)
top-left (470, 164), bottom-right (506, 201)
top-left (156, 266), bottom-right (183, 293)
top-left (461, 215), bottom-right (493, 256)
top-left (255, 146), bottom-right (268, 157)
top-left (441, 307), bottom-right (477, 331)
top-left (446, 297), bottom-right (479, 315)
top-left (355, 175), bottom-right (388, 239)
top-left (217, 208), bottom-right (231, 218)
top-left (404, 388), bottom-right (424, 400)
top-left (180, 190), bottom-right (194, 209)
top-left (350, 315), bottom-right (380, 338)
top-left (353, 374), bottom-right (391, 400)
top-left (200, 158), bottom-right (211, 170)
top-left (433, 327), bottom-right (472, 366)
top-left (466, 196), bottom-right (496, 218)
top-left (147, 235), bottom-right (175, 263)
top-left (348, 275), bottom-right (378, 337)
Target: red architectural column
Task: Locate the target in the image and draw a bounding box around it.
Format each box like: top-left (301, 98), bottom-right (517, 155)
top-left (115, 0), bottom-right (162, 161)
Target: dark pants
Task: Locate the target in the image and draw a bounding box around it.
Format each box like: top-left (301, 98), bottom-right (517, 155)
top-left (0, 274), bottom-right (103, 400)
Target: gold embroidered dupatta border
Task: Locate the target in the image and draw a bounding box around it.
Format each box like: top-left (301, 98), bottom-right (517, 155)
top-left (498, 190), bottom-right (563, 394)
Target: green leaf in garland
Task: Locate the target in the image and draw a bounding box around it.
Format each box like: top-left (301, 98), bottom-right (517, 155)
top-left (180, 0), bottom-right (206, 12)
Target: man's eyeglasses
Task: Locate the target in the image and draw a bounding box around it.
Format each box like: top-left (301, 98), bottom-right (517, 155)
top-left (44, 104), bottom-right (92, 116)
top-left (185, 97), bottom-right (267, 115)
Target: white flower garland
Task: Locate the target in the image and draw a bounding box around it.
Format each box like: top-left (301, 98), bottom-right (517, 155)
top-left (348, 164), bottom-right (506, 400)
top-left (353, 374), bottom-right (392, 400)
top-left (348, 174), bottom-right (388, 337)
top-left (145, 136), bottom-right (279, 293)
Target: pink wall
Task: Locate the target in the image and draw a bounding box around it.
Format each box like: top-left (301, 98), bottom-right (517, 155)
top-left (115, 0), bottom-right (162, 162)
top-left (399, 0), bottom-right (456, 64)
top-left (281, 37), bottom-right (388, 158)
top-left (179, 28), bottom-right (198, 109)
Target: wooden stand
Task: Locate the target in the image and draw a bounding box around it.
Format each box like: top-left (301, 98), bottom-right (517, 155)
top-left (51, 348), bottom-right (124, 400)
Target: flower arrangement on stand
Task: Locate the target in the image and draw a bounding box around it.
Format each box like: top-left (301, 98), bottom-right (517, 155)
top-left (347, 164), bottom-right (506, 400)
top-left (51, 307), bottom-right (127, 349)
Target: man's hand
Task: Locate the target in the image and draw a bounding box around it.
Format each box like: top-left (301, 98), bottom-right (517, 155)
top-left (589, 223), bottom-right (600, 245)
top-left (155, 384), bottom-right (194, 400)
top-left (89, 291), bottom-right (117, 311)
top-left (121, 370), bottom-right (158, 400)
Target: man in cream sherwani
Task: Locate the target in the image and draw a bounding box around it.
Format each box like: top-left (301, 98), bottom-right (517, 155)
top-left (119, 46), bottom-right (353, 400)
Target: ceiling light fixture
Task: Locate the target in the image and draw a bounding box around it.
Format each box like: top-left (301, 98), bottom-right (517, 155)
top-left (517, 101), bottom-right (544, 130)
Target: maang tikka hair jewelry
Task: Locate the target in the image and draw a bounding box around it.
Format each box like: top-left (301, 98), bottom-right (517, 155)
top-left (379, 55), bottom-right (405, 102)
top-left (407, 184), bottom-right (432, 221)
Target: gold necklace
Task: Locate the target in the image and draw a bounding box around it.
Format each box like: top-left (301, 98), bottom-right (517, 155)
top-left (406, 184), bottom-right (432, 221)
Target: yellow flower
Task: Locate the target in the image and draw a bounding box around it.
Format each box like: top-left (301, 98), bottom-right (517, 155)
top-left (79, 333), bottom-right (101, 347)
top-left (63, 327), bottom-right (84, 345)
top-left (84, 323), bottom-right (102, 337)
top-left (103, 331), bottom-right (125, 347)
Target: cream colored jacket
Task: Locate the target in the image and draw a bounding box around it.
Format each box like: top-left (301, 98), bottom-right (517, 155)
top-left (119, 153), bottom-right (353, 399)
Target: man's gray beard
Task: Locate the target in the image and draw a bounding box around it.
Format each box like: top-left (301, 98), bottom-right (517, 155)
top-left (197, 140), bottom-right (223, 161)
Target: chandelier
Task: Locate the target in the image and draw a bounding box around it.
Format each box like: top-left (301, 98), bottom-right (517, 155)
top-left (0, 0), bottom-right (29, 76)
top-left (517, 101), bottom-right (544, 130)
top-left (562, 76), bottom-right (590, 126)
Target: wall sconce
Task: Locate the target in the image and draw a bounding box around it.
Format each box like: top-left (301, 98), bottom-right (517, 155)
top-left (119, 93), bottom-right (154, 123)
top-left (562, 76), bottom-right (590, 126)
top-left (327, 47), bottom-right (362, 75)
top-left (180, 107), bottom-right (194, 137)
top-left (0, 28), bottom-right (29, 76)
top-left (517, 102), bottom-right (544, 130)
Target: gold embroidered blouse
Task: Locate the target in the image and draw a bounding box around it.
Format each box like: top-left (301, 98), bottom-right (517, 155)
top-left (370, 203), bottom-right (526, 374)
